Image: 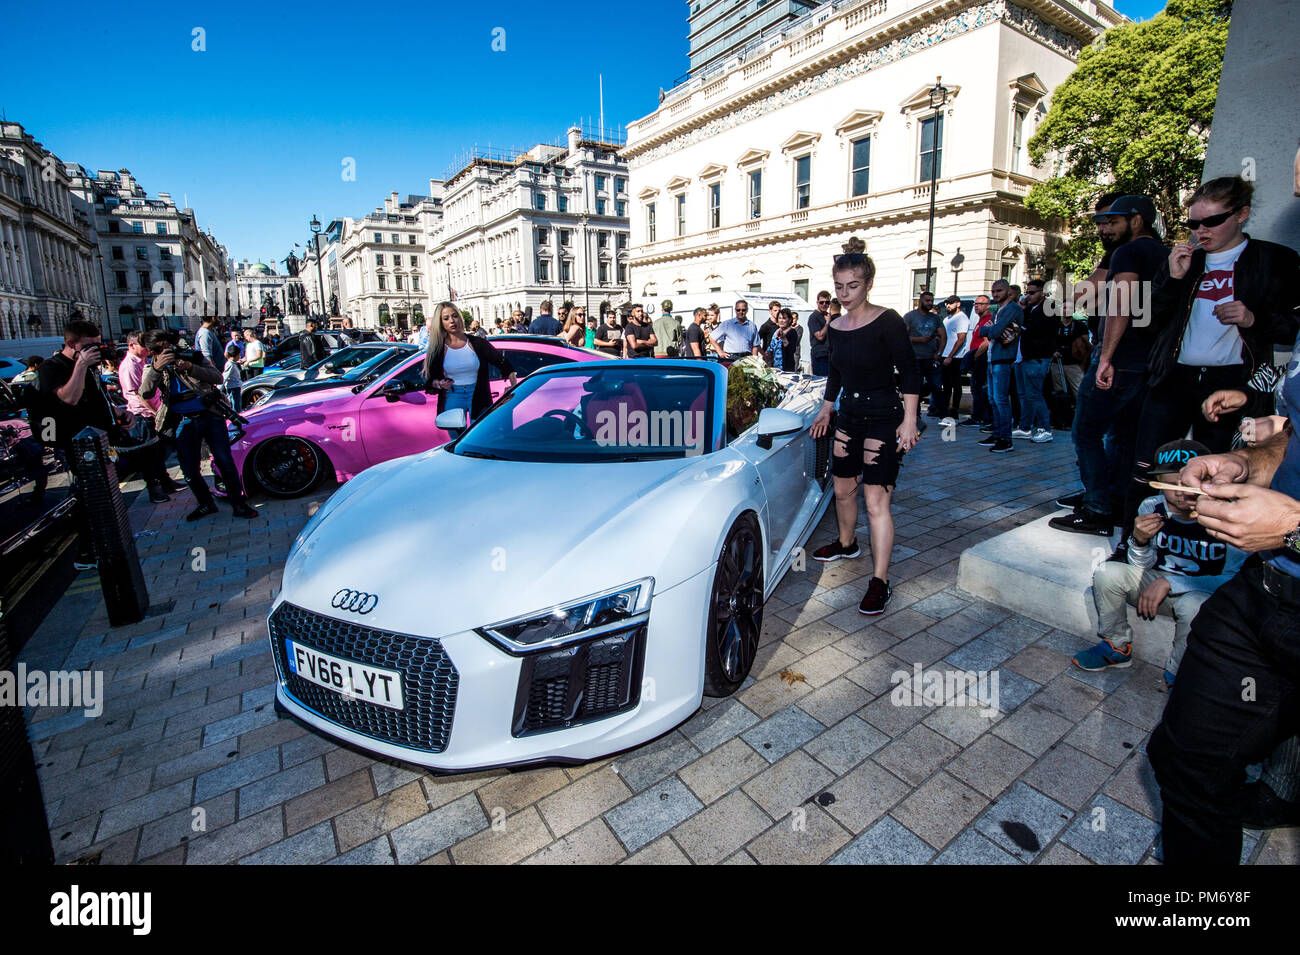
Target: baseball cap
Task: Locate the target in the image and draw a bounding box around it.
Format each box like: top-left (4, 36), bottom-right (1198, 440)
top-left (1146, 438), bottom-right (1211, 478)
top-left (1093, 195), bottom-right (1157, 225)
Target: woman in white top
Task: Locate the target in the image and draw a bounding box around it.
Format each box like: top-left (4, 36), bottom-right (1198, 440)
top-left (423, 302), bottom-right (516, 436)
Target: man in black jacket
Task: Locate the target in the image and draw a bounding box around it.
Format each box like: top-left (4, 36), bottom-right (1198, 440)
top-left (299, 318), bottom-right (328, 368)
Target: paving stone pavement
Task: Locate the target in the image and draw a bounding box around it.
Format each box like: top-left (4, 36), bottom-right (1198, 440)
top-left (17, 426), bottom-right (1294, 864)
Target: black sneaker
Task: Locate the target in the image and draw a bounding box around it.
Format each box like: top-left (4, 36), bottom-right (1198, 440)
top-left (231, 502), bottom-right (259, 519)
top-left (859, 577), bottom-right (891, 615)
top-left (1056, 491), bottom-right (1085, 510)
top-left (147, 484), bottom-right (170, 504)
top-left (990, 439), bottom-right (1014, 453)
top-left (977, 436), bottom-right (997, 447)
top-left (72, 553), bottom-right (97, 571)
top-left (1240, 781), bottom-right (1300, 830)
top-left (1048, 509), bottom-right (1114, 536)
top-left (979, 424), bottom-right (994, 433)
top-left (813, 537), bottom-right (861, 562)
top-left (186, 502), bottom-right (218, 522)
top-left (957, 417), bottom-right (981, 427)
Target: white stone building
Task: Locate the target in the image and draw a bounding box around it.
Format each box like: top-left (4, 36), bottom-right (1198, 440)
top-left (426, 126), bottom-right (632, 325)
top-left (0, 122), bottom-right (103, 339)
top-left (233, 260), bottom-right (290, 321)
top-left (68, 166), bottom-right (231, 336)
top-left (337, 189), bottom-right (443, 331)
top-left (625, 0), bottom-right (1126, 312)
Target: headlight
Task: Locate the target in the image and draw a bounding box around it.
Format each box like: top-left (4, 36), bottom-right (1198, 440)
top-left (477, 578), bottom-right (653, 654)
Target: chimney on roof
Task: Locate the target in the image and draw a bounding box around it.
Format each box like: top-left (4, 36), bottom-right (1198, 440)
top-left (567, 126), bottom-right (581, 155)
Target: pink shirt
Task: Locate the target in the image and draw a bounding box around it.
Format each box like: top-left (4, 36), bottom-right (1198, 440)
top-left (119, 350), bottom-right (160, 418)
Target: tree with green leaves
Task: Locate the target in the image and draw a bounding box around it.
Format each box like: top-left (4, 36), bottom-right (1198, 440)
top-left (1025, 0), bottom-right (1231, 277)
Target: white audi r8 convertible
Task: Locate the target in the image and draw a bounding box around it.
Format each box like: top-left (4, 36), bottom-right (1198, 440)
top-left (270, 359), bottom-right (834, 770)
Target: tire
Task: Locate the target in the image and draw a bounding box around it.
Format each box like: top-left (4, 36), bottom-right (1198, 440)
top-left (244, 386), bottom-right (274, 407)
top-left (250, 436), bottom-right (327, 497)
top-left (703, 513), bottom-right (764, 697)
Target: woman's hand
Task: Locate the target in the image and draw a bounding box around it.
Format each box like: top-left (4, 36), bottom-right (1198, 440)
top-left (811, 407), bottom-right (832, 439)
top-left (897, 417), bottom-right (920, 452)
top-left (1201, 389), bottom-right (1247, 422)
top-left (1169, 242), bottom-right (1197, 280)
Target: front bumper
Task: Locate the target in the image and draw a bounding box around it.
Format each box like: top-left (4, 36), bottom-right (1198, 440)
top-left (269, 565), bottom-right (713, 771)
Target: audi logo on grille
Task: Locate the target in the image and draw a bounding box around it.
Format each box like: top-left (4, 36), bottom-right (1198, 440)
top-left (331, 589), bottom-right (378, 614)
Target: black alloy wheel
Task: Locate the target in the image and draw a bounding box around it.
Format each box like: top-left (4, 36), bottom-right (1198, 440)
top-left (704, 513), bottom-right (764, 697)
top-left (244, 386), bottom-right (274, 407)
top-left (250, 436), bottom-right (326, 497)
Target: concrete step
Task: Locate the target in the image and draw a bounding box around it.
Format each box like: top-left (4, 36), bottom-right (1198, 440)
top-left (956, 513), bottom-right (1174, 668)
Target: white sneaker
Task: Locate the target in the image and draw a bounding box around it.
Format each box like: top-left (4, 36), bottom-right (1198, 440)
top-left (1032, 428), bottom-right (1054, 443)
top-left (1012, 427), bottom-right (1034, 438)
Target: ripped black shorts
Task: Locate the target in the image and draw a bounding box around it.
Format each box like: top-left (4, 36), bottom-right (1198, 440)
top-left (831, 390), bottom-right (904, 488)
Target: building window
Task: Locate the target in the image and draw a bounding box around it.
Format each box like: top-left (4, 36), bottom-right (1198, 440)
top-left (748, 283), bottom-right (762, 293)
top-left (156, 223), bottom-right (167, 235)
top-left (392, 233), bottom-right (400, 244)
top-left (647, 203), bottom-right (656, 242)
top-left (535, 193), bottom-right (547, 211)
top-left (595, 174), bottom-right (607, 192)
top-left (111, 245), bottom-right (123, 260)
top-left (412, 276), bottom-right (420, 291)
top-left (708, 183), bottom-right (721, 228)
top-left (538, 258), bottom-right (550, 281)
top-left (596, 198), bottom-right (607, 215)
top-left (1012, 108), bottom-right (1027, 174)
top-left (395, 276), bottom-right (403, 290)
top-left (377, 275), bottom-right (386, 291)
top-left (558, 195), bottom-right (568, 212)
top-left (851, 136), bottom-right (871, 197)
top-left (561, 260), bottom-right (572, 283)
top-left (376, 253), bottom-right (384, 266)
top-left (114, 271), bottom-right (127, 290)
top-left (676, 194), bottom-right (686, 236)
top-left (911, 268), bottom-right (937, 301)
top-left (597, 231), bottom-right (608, 249)
top-left (135, 246), bottom-right (148, 260)
top-left (794, 155), bottom-right (811, 209)
top-left (749, 170), bottom-right (762, 219)
top-left (536, 226), bottom-right (549, 245)
top-left (599, 261), bottom-right (609, 285)
top-left (615, 199), bottom-right (626, 217)
top-left (160, 248), bottom-right (172, 261)
top-left (920, 114), bottom-right (943, 182)
top-left (615, 176), bottom-right (626, 193)
top-left (617, 262), bottom-right (628, 284)
top-left (374, 232), bottom-right (383, 242)
top-left (410, 255), bottom-right (418, 267)
top-left (409, 234), bottom-right (416, 244)
top-left (108, 222), bottom-right (120, 233)
top-left (616, 233), bottom-right (628, 251)
top-left (559, 229), bottom-right (572, 247)
top-left (793, 279), bottom-right (809, 301)
top-left (132, 222), bottom-right (144, 234)
top-left (1001, 262), bottom-right (1016, 283)
top-left (138, 271), bottom-right (151, 291)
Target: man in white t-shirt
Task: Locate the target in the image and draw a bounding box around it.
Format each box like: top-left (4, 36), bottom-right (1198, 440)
top-left (934, 295), bottom-right (971, 419)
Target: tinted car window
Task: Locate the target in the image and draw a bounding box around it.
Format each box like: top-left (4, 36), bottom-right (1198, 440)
top-left (491, 347), bottom-right (575, 380)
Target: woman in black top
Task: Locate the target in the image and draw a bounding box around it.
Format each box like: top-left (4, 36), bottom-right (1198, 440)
top-left (810, 245), bottom-right (922, 615)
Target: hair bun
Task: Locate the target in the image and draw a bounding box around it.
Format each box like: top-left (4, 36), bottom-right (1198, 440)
top-left (841, 237), bottom-right (866, 255)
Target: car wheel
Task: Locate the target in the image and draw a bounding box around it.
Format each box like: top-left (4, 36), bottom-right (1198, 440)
top-left (703, 513), bottom-right (764, 697)
top-left (245, 386), bottom-right (273, 406)
top-left (250, 437), bottom-right (327, 497)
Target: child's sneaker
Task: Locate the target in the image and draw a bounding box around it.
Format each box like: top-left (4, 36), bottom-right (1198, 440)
top-left (1163, 669), bottom-right (1176, 690)
top-left (1073, 639), bottom-right (1133, 671)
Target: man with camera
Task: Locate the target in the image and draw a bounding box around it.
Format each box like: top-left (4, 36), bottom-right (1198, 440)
top-left (139, 329), bottom-right (257, 522)
top-left (35, 318), bottom-right (133, 568)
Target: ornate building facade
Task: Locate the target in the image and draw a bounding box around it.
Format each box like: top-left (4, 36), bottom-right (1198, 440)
top-left (0, 122), bottom-right (103, 339)
top-left (625, 0), bottom-right (1125, 310)
top-left (337, 189), bottom-right (443, 330)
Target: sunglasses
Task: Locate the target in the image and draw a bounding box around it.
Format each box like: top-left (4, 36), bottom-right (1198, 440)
top-left (1186, 207), bottom-right (1241, 230)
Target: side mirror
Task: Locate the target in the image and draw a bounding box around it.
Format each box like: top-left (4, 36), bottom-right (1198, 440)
top-left (755, 407), bottom-right (803, 450)
top-left (381, 380), bottom-right (409, 402)
top-left (435, 408), bottom-right (468, 431)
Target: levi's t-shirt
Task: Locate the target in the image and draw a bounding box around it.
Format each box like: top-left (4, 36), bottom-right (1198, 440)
top-left (1179, 238), bottom-right (1247, 367)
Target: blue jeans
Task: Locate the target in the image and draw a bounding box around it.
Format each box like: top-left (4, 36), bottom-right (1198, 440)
top-left (1071, 351), bottom-right (1147, 516)
top-left (444, 384), bottom-right (474, 437)
top-left (175, 412), bottom-right (245, 506)
top-left (1015, 359), bottom-right (1051, 432)
top-left (988, 362), bottom-right (1015, 440)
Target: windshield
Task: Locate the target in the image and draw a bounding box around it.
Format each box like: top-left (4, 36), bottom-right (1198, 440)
top-left (308, 345), bottom-right (375, 372)
top-left (452, 366), bottom-right (716, 463)
top-left (340, 348), bottom-right (409, 381)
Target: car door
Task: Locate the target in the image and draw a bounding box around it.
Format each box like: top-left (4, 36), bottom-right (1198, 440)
top-left (732, 424), bottom-right (806, 567)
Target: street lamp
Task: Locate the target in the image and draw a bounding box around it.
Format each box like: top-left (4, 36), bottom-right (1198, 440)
top-left (950, 247), bottom-right (964, 297)
top-left (923, 77), bottom-right (948, 301)
top-left (309, 215), bottom-right (327, 327)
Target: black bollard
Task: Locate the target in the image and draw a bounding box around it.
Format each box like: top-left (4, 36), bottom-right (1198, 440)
top-left (0, 612), bottom-right (55, 864)
top-left (71, 426), bottom-right (149, 626)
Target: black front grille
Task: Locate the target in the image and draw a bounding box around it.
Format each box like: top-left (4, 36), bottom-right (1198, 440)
top-left (269, 602), bottom-right (458, 754)
top-left (513, 626), bottom-right (646, 736)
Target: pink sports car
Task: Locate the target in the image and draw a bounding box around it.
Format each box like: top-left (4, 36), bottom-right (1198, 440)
top-left (228, 336), bottom-right (613, 497)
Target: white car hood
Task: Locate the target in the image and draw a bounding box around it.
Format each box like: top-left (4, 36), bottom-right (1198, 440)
top-left (283, 447), bottom-right (744, 639)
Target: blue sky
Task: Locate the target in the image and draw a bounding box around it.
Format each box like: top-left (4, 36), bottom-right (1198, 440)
top-left (1, 0), bottom-right (1165, 267)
